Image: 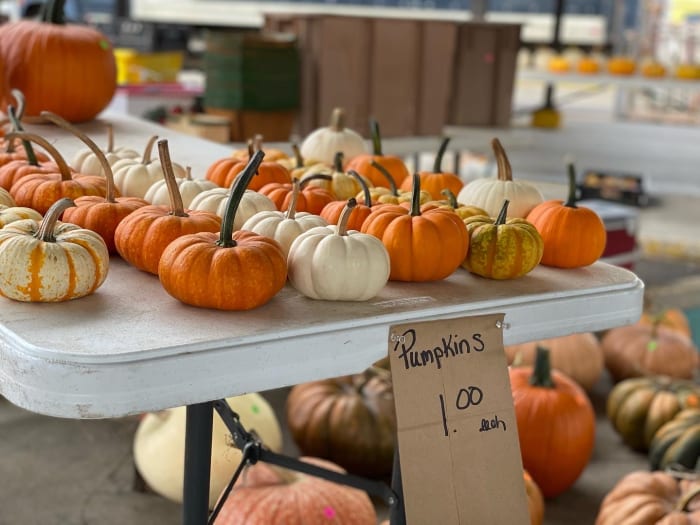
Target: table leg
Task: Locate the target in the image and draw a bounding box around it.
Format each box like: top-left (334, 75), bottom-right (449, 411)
top-left (389, 447), bottom-right (406, 525)
top-left (182, 401), bottom-right (214, 525)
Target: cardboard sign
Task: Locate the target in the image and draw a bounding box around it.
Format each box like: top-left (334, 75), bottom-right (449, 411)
top-left (388, 313), bottom-right (529, 524)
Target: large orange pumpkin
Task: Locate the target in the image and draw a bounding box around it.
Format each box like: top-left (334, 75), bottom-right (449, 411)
top-left (361, 173), bottom-right (469, 281)
top-left (400, 136), bottom-right (463, 200)
top-left (212, 457), bottom-right (377, 525)
top-left (0, 0), bottom-right (117, 122)
top-left (509, 347), bottom-right (596, 498)
top-left (526, 163), bottom-right (607, 268)
top-left (345, 119), bottom-right (409, 189)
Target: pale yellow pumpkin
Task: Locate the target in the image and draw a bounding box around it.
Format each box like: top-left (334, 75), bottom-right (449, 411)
top-left (0, 198), bottom-right (109, 302)
top-left (133, 393), bottom-right (283, 510)
top-left (0, 187), bottom-right (15, 207)
top-left (188, 187), bottom-right (276, 231)
top-left (457, 138), bottom-right (544, 218)
top-left (300, 107), bottom-right (368, 165)
top-left (0, 205), bottom-right (42, 228)
top-left (288, 199), bottom-right (390, 301)
top-left (144, 167), bottom-right (218, 208)
top-left (303, 151), bottom-right (373, 200)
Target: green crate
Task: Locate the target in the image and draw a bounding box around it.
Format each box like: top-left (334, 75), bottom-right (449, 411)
top-left (203, 30), bottom-right (300, 111)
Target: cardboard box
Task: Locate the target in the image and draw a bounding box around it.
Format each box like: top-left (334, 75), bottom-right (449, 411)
top-left (264, 15), bottom-right (457, 137)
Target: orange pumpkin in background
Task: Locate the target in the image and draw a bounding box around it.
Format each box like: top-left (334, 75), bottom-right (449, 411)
top-left (0, 0), bottom-right (116, 122)
top-left (206, 140), bottom-right (291, 191)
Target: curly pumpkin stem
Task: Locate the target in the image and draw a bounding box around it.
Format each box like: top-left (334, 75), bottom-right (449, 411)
top-left (347, 169), bottom-right (371, 207)
top-left (6, 131), bottom-right (72, 181)
top-left (371, 160), bottom-right (398, 196)
top-left (218, 150), bottom-right (265, 248)
top-left (156, 139), bottom-right (187, 218)
top-left (333, 151), bottom-right (344, 173)
top-left (491, 138), bottom-right (513, 182)
top-left (40, 0), bottom-right (67, 24)
top-left (337, 198), bottom-right (357, 237)
top-left (409, 173), bottom-right (423, 217)
top-left (369, 118), bottom-right (383, 156)
top-left (495, 200), bottom-right (510, 226)
top-left (330, 107), bottom-right (346, 132)
top-left (529, 346), bottom-right (555, 388)
top-left (35, 198), bottom-right (75, 242)
top-left (7, 105), bottom-right (38, 164)
top-left (40, 110), bottom-right (117, 202)
top-left (300, 173), bottom-right (332, 189)
top-left (286, 179), bottom-right (301, 220)
top-left (141, 135), bottom-right (158, 164)
top-left (676, 485), bottom-right (700, 512)
top-left (433, 136), bottom-right (451, 173)
top-left (564, 162), bottom-right (579, 208)
top-left (441, 188), bottom-right (458, 208)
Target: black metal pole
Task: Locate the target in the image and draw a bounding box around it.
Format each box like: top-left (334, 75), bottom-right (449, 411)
top-left (183, 402), bottom-right (214, 525)
top-left (389, 446), bottom-right (406, 525)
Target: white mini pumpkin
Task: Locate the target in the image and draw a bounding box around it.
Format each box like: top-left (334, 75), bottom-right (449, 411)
top-left (0, 205), bottom-right (42, 228)
top-left (0, 187), bottom-right (15, 207)
top-left (241, 180), bottom-right (328, 256)
top-left (144, 167), bottom-right (218, 208)
top-left (112, 135), bottom-right (187, 198)
top-left (300, 107), bottom-right (368, 165)
top-left (189, 187), bottom-right (276, 231)
top-left (133, 393), bottom-right (283, 509)
top-left (71, 123), bottom-right (139, 177)
top-left (288, 199), bottom-right (390, 301)
top-left (457, 138), bottom-right (544, 218)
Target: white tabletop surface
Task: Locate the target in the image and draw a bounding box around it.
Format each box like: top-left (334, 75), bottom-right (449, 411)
top-left (0, 113), bottom-right (644, 419)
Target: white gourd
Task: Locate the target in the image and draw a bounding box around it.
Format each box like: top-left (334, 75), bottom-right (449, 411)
top-left (288, 200), bottom-right (390, 301)
top-left (112, 135), bottom-right (187, 198)
top-left (71, 123), bottom-right (139, 177)
top-left (189, 188), bottom-right (276, 231)
top-left (300, 107), bottom-right (368, 165)
top-left (144, 167), bottom-right (218, 208)
top-left (457, 138), bottom-right (544, 218)
top-left (241, 181), bottom-right (328, 256)
top-left (0, 205), bottom-right (42, 228)
top-left (133, 393), bottom-right (283, 509)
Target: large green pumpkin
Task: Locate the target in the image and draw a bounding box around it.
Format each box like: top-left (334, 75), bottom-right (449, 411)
top-left (607, 376), bottom-right (700, 452)
top-left (649, 408), bottom-right (700, 471)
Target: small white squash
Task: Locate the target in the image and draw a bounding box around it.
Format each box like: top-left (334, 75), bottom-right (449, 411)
top-left (303, 151), bottom-right (373, 201)
top-left (457, 138), bottom-right (544, 218)
top-left (112, 135), bottom-right (187, 199)
top-left (71, 123), bottom-right (139, 177)
top-left (241, 180), bottom-right (328, 256)
top-left (0, 187), bottom-right (15, 207)
top-left (133, 393), bottom-right (283, 509)
top-left (189, 187), bottom-right (276, 231)
top-left (144, 167), bottom-right (218, 208)
top-left (300, 107), bottom-right (368, 165)
top-left (0, 205), bottom-right (42, 228)
top-left (288, 199), bottom-right (390, 301)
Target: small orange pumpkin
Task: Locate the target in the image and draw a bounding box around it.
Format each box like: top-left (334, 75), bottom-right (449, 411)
top-left (114, 140), bottom-right (221, 274)
top-left (361, 173), bottom-right (469, 281)
top-left (577, 56), bottom-right (601, 74)
top-left (607, 56), bottom-right (637, 75)
top-left (206, 140), bottom-right (291, 191)
top-left (401, 136), bottom-right (464, 200)
top-left (158, 150), bottom-right (287, 310)
top-left (526, 162), bottom-right (606, 268)
top-left (345, 118), bottom-right (409, 189)
top-left (319, 170), bottom-right (375, 230)
top-left (258, 174), bottom-right (335, 215)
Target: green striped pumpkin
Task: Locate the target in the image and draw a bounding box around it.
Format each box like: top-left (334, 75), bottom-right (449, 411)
top-left (649, 408), bottom-right (700, 471)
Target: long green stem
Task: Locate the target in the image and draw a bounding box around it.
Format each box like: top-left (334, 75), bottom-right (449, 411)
top-left (218, 150), bottom-right (265, 248)
top-left (40, 0), bottom-right (66, 24)
top-left (8, 105), bottom-right (37, 165)
top-left (564, 162), bottom-right (578, 208)
top-left (347, 170), bottom-right (371, 207)
top-left (6, 131), bottom-right (72, 181)
top-left (369, 118), bottom-right (383, 156)
top-left (495, 200), bottom-right (510, 226)
top-left (371, 160), bottom-right (398, 196)
top-left (410, 173), bottom-right (421, 217)
top-left (529, 347), bottom-right (555, 388)
top-left (333, 151), bottom-right (344, 173)
top-left (432, 137), bottom-right (451, 173)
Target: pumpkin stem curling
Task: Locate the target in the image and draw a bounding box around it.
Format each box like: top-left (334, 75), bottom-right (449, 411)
top-left (529, 347), bottom-right (555, 388)
top-left (369, 118), bottom-right (383, 156)
top-left (371, 160), bottom-right (398, 196)
top-left (441, 189), bottom-right (458, 208)
top-left (675, 485), bottom-right (700, 512)
top-left (40, 111), bottom-right (117, 202)
top-left (218, 150), bottom-right (265, 248)
top-left (5, 131), bottom-right (73, 181)
top-left (564, 162), bottom-right (579, 208)
top-left (300, 173), bottom-right (332, 188)
top-left (330, 107), bottom-right (346, 132)
top-left (491, 138), bottom-right (513, 182)
top-left (337, 198), bottom-right (357, 237)
top-left (495, 200), bottom-right (510, 226)
top-left (347, 169), bottom-right (371, 207)
top-left (141, 135), bottom-right (158, 164)
top-left (286, 179), bottom-right (301, 220)
top-left (35, 198), bottom-right (75, 242)
top-left (333, 151), bottom-right (344, 173)
top-left (7, 105), bottom-right (38, 165)
top-left (410, 173), bottom-right (422, 217)
top-left (432, 136), bottom-right (451, 173)
top-left (11, 89), bottom-right (26, 121)
top-left (157, 139), bottom-right (188, 218)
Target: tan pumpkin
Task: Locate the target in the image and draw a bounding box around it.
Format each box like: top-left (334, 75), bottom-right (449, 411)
top-left (601, 321), bottom-right (700, 382)
top-left (457, 138), bottom-right (544, 218)
top-left (0, 198), bottom-right (109, 302)
top-left (595, 470), bottom-right (700, 525)
top-left (286, 367), bottom-right (396, 478)
top-left (505, 332), bottom-right (604, 391)
top-left (133, 393), bottom-right (283, 510)
top-left (188, 187), bottom-right (276, 231)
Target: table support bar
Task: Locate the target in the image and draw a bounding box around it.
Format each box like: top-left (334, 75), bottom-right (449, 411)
top-left (183, 401), bottom-right (214, 525)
